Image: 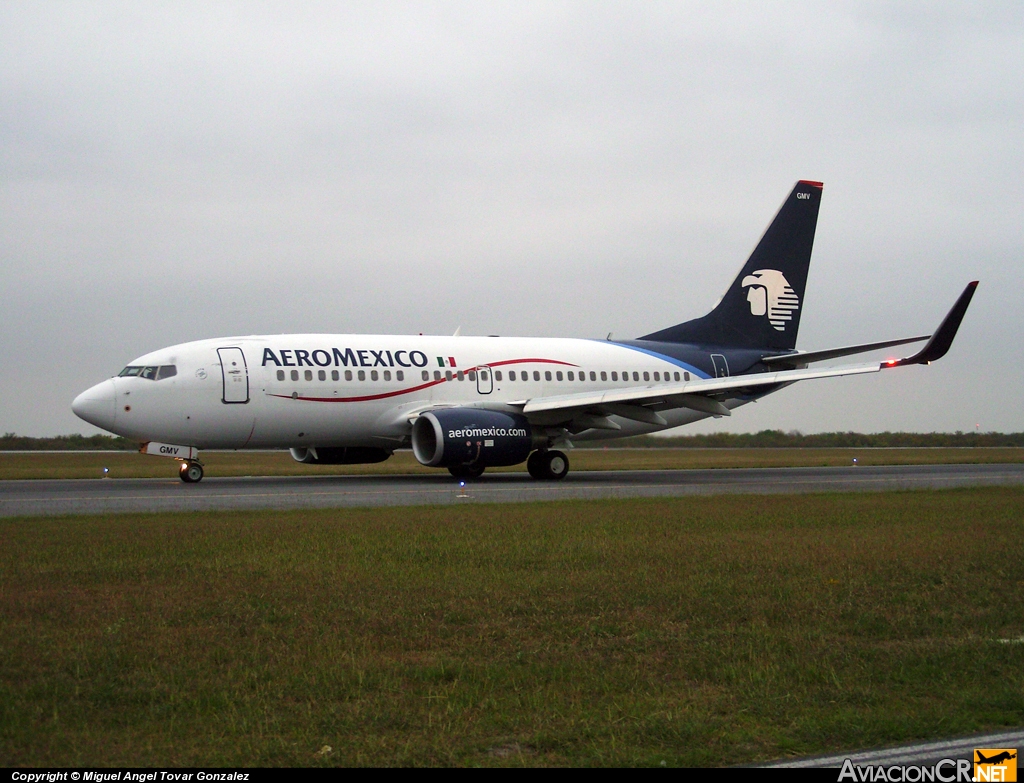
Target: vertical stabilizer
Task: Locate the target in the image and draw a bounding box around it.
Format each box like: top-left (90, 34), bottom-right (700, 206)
top-left (640, 180), bottom-right (823, 350)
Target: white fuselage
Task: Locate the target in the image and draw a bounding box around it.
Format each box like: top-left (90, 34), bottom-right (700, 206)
top-left (72, 334), bottom-right (740, 450)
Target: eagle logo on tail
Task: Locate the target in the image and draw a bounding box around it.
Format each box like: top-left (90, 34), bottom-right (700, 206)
top-left (741, 269), bottom-right (800, 331)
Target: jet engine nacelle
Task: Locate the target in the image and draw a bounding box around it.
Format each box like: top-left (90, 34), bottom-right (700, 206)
top-left (289, 446), bottom-right (392, 465)
top-left (412, 409), bottom-right (538, 468)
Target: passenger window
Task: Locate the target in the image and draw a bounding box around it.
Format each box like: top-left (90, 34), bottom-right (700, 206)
top-left (468, 371), bottom-right (476, 381)
top-left (494, 371), bottom-right (501, 381)
top-left (544, 371), bottom-right (552, 381)
top-left (674, 372), bottom-right (680, 381)
top-left (358, 370), bottom-right (366, 381)
top-left (533, 371), bottom-right (541, 381)
top-left (422, 370), bottom-right (429, 381)
top-left (318, 370), bottom-right (326, 381)
top-left (481, 371), bottom-right (488, 381)
top-left (277, 370), bottom-right (285, 381)
top-left (457, 371), bottom-right (464, 381)
top-left (445, 370), bottom-right (453, 381)
top-left (304, 370), bottom-right (313, 381)
top-left (654, 371), bottom-right (660, 381)
top-left (590, 371), bottom-right (596, 381)
top-left (600, 371), bottom-right (607, 381)
top-left (397, 370), bottom-right (404, 381)
top-left (633, 371), bottom-right (639, 381)
top-left (556, 371), bottom-right (563, 381)
top-left (345, 370), bottom-right (353, 381)
top-left (684, 372), bottom-right (690, 381)
top-left (371, 370), bottom-right (379, 381)
top-left (509, 371), bottom-right (516, 381)
top-left (567, 371), bottom-right (574, 381)
top-left (332, 370), bottom-right (339, 381)
top-left (611, 371), bottom-right (618, 381)
top-left (291, 370), bottom-right (299, 381)
top-left (383, 370), bottom-right (391, 381)
top-left (436, 370), bottom-right (443, 381)
top-left (157, 365), bottom-right (177, 380)
top-left (643, 371), bottom-right (650, 381)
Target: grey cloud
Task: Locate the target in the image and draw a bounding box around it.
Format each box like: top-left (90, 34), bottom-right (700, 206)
top-left (1, 2), bottom-right (1021, 435)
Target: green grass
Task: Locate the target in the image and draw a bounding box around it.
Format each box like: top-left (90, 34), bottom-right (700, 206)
top-left (2, 488), bottom-right (1023, 766)
top-left (1, 446), bottom-right (1021, 480)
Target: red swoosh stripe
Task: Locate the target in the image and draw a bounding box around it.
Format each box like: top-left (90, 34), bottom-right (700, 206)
top-left (270, 357), bottom-right (579, 403)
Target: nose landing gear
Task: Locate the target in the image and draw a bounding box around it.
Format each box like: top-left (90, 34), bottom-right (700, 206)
top-left (178, 461), bottom-right (205, 483)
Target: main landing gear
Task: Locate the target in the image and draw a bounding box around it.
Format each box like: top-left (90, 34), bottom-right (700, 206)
top-left (444, 450), bottom-right (570, 481)
top-left (178, 460), bottom-right (204, 483)
top-left (527, 450), bottom-right (569, 481)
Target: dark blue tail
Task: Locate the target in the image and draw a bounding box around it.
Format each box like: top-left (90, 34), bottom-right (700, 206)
top-left (640, 181), bottom-right (823, 351)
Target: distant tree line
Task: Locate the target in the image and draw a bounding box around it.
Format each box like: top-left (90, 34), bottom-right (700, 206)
top-left (2, 430), bottom-right (1022, 451)
top-left (616, 430), bottom-right (1024, 448)
top-left (0, 433), bottom-right (137, 451)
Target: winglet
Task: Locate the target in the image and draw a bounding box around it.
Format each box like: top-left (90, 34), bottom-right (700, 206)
top-left (887, 281), bottom-right (978, 367)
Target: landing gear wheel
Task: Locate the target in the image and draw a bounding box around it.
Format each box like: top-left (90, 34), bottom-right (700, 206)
top-left (448, 464), bottom-right (485, 479)
top-left (527, 450), bottom-right (570, 480)
top-left (527, 450), bottom-right (546, 479)
top-left (179, 461), bottom-right (204, 483)
top-left (544, 450), bottom-right (569, 480)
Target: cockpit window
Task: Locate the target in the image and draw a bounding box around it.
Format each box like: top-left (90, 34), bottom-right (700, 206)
top-left (118, 365), bottom-right (175, 380)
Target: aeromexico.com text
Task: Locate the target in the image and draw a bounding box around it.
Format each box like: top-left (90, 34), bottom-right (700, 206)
top-left (448, 427), bottom-right (528, 439)
top-left (262, 348), bottom-right (429, 369)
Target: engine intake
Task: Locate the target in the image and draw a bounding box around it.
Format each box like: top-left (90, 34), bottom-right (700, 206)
top-left (412, 409), bottom-right (537, 468)
top-left (290, 446), bottom-right (392, 465)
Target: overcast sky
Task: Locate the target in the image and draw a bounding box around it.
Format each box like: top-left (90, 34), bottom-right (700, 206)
top-left (1, 2), bottom-right (1021, 437)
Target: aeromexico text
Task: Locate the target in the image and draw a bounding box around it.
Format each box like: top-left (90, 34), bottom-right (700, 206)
top-left (262, 348), bottom-right (431, 369)
top-left (449, 426), bottom-right (528, 439)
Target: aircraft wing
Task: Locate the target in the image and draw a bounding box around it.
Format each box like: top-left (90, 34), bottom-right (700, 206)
top-left (515, 361), bottom-right (883, 427)
top-left (514, 281), bottom-right (978, 429)
top-left (760, 281), bottom-right (977, 367)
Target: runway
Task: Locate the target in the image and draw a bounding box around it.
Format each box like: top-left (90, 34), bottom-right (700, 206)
top-left (766, 727), bottom-right (1024, 768)
top-left (2, 462), bottom-right (1022, 517)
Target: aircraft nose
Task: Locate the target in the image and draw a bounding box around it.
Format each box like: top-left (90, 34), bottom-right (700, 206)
top-left (72, 379), bottom-right (117, 432)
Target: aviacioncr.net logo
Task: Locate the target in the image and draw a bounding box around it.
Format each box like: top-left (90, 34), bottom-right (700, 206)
top-left (741, 269), bottom-right (800, 331)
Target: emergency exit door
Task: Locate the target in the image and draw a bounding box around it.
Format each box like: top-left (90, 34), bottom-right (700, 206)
top-left (476, 366), bottom-right (493, 394)
top-left (218, 347), bottom-right (249, 404)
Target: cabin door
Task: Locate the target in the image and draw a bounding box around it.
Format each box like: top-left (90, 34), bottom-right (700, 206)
top-left (217, 347), bottom-right (250, 404)
top-left (711, 354), bottom-right (730, 378)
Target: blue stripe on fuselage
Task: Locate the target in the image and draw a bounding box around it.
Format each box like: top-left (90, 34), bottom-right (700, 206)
top-left (595, 340), bottom-right (712, 379)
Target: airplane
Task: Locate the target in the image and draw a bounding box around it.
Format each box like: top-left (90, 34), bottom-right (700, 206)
top-left (976, 751), bottom-right (1017, 765)
top-left (72, 180), bottom-right (977, 483)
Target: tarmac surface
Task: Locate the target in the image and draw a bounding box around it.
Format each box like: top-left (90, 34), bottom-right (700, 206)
top-left (2, 462), bottom-right (1022, 517)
